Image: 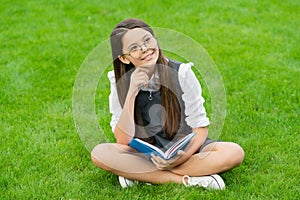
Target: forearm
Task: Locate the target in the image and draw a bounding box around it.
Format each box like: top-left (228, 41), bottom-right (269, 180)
top-left (114, 89), bottom-right (138, 144)
top-left (186, 127), bottom-right (208, 156)
top-left (171, 127), bottom-right (208, 167)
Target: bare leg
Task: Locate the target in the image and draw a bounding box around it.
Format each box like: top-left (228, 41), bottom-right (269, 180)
top-left (91, 142), bottom-right (244, 184)
top-left (91, 143), bottom-right (182, 184)
top-left (170, 142), bottom-right (245, 176)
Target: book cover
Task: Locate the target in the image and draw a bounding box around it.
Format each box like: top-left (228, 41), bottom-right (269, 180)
top-left (129, 132), bottom-right (195, 160)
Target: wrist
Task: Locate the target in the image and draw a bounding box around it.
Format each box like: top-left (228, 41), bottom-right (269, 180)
top-left (127, 87), bottom-right (139, 99)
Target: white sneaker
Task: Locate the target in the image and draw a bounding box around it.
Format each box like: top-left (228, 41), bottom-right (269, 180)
top-left (118, 176), bottom-right (137, 188)
top-left (182, 174), bottom-right (225, 190)
top-left (118, 176), bottom-right (152, 188)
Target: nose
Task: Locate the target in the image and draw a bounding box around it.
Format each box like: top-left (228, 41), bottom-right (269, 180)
top-left (140, 43), bottom-right (148, 52)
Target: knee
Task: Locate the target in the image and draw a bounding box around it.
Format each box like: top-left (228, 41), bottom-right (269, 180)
top-left (91, 143), bottom-right (113, 170)
top-left (227, 142), bottom-right (245, 167)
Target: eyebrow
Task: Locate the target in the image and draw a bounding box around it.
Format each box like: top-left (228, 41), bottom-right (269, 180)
top-left (126, 34), bottom-right (152, 49)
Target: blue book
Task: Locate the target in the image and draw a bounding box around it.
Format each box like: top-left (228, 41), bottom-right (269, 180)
top-left (129, 132), bottom-right (195, 160)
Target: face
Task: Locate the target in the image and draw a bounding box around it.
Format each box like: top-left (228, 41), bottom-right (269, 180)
top-left (119, 28), bottom-right (159, 68)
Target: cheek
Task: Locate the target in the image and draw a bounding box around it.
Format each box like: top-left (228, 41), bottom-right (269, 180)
top-left (153, 50), bottom-right (159, 62)
top-left (130, 59), bottom-right (142, 67)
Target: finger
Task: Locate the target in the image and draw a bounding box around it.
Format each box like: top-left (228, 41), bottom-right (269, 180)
top-left (163, 151), bottom-right (183, 164)
top-left (132, 72), bottom-right (148, 82)
top-left (174, 150), bottom-right (184, 158)
top-left (135, 67), bottom-right (149, 74)
top-left (136, 79), bottom-right (148, 88)
top-left (151, 159), bottom-right (167, 170)
top-left (173, 150), bottom-right (184, 158)
top-left (155, 156), bottom-right (168, 165)
top-left (177, 150), bottom-right (185, 155)
top-left (150, 157), bottom-right (157, 165)
top-left (134, 69), bottom-right (149, 76)
top-left (132, 75), bottom-right (149, 89)
top-left (170, 152), bottom-right (183, 161)
top-left (157, 166), bottom-right (166, 170)
top-left (150, 157), bottom-right (164, 169)
top-left (150, 154), bottom-right (161, 163)
top-left (151, 154), bottom-right (167, 165)
top-left (133, 73), bottom-right (149, 86)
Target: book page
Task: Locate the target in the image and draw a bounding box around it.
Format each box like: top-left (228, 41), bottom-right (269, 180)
top-left (134, 138), bottom-right (165, 156)
top-left (165, 133), bottom-right (195, 158)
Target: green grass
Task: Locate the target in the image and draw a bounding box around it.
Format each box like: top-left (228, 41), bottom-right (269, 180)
top-left (1, 0), bottom-right (299, 199)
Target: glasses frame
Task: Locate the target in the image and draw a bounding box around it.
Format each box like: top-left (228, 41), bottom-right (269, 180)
top-left (121, 36), bottom-right (157, 59)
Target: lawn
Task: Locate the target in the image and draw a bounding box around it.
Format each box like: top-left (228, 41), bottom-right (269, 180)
top-left (1, 0), bottom-right (299, 199)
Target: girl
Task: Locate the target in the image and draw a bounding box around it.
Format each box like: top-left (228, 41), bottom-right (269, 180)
top-left (91, 18), bottom-right (244, 190)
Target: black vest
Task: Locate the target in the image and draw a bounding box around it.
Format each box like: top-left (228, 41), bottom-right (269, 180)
top-left (134, 60), bottom-right (192, 150)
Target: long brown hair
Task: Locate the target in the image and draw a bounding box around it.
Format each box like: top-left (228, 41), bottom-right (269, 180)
top-left (110, 18), bottom-right (181, 140)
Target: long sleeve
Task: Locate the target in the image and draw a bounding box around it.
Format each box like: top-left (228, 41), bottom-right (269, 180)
top-left (178, 62), bottom-right (210, 128)
top-left (107, 70), bottom-right (122, 132)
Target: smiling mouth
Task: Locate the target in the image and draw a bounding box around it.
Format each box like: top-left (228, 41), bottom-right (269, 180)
top-left (141, 50), bottom-right (155, 60)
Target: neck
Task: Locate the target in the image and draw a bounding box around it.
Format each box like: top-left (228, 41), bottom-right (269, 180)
top-left (147, 64), bottom-right (156, 79)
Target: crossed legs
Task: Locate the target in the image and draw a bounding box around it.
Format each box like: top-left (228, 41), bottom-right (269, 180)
top-left (91, 142), bottom-right (244, 184)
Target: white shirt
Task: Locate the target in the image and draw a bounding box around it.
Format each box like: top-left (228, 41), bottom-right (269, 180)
top-left (107, 62), bottom-right (210, 132)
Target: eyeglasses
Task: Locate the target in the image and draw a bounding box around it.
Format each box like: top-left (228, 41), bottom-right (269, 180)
top-left (122, 36), bottom-right (157, 59)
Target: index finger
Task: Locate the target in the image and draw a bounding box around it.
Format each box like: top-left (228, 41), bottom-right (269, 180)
top-left (134, 66), bottom-right (149, 73)
top-left (169, 151), bottom-right (184, 161)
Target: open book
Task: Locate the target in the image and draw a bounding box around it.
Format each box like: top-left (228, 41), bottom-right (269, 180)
top-left (129, 132), bottom-right (195, 160)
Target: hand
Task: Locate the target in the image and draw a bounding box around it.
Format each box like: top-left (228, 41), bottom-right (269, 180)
top-left (151, 150), bottom-right (184, 170)
top-left (129, 67), bottom-right (149, 95)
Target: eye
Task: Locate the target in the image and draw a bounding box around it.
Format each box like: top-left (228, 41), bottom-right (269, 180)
top-left (129, 45), bottom-right (139, 52)
top-left (144, 37), bottom-right (151, 44)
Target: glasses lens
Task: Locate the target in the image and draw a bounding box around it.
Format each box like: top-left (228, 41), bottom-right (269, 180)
top-left (130, 50), bottom-right (141, 59)
top-left (128, 37), bottom-right (157, 59)
top-left (147, 37), bottom-right (157, 48)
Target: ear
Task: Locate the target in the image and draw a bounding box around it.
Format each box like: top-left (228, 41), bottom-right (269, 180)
top-left (118, 55), bottom-right (131, 64)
